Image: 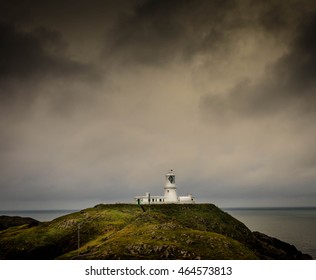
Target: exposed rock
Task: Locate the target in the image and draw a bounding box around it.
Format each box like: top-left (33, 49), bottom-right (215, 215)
top-left (252, 231), bottom-right (313, 260)
top-left (0, 204), bottom-right (313, 260)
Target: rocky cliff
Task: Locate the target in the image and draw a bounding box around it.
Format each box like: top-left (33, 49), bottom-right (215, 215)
top-left (0, 204), bottom-right (312, 260)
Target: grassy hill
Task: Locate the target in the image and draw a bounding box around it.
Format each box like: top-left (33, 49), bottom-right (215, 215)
top-left (0, 216), bottom-right (40, 231)
top-left (0, 204), bottom-right (312, 260)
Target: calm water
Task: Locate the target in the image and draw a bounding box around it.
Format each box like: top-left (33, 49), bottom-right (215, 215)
top-left (0, 210), bottom-right (78, 222)
top-left (224, 207), bottom-right (316, 259)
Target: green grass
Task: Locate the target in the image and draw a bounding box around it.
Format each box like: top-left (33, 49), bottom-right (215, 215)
top-left (58, 206), bottom-right (258, 260)
top-left (0, 204), bottom-right (141, 259)
top-left (0, 203), bottom-right (308, 260)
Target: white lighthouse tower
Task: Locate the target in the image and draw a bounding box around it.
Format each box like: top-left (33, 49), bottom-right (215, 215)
top-left (134, 169), bottom-right (195, 204)
top-left (163, 169), bottom-right (178, 203)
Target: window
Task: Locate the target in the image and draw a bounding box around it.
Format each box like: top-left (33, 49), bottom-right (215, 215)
top-left (168, 176), bottom-right (175, 183)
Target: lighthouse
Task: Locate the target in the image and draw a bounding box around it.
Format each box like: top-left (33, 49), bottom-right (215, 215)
top-left (164, 169), bottom-right (178, 203)
top-left (134, 169), bottom-right (195, 204)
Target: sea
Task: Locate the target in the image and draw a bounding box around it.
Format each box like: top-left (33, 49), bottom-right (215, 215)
top-left (0, 210), bottom-right (78, 223)
top-left (0, 207), bottom-right (315, 259)
top-left (224, 207), bottom-right (316, 259)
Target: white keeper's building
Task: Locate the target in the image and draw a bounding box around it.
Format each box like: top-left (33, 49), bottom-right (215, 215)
top-left (134, 170), bottom-right (195, 204)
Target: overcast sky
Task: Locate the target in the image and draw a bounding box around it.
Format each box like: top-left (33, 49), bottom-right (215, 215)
top-left (1, 0), bottom-right (316, 210)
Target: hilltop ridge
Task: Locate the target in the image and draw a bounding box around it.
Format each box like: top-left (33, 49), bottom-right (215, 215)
top-left (0, 204), bottom-right (312, 260)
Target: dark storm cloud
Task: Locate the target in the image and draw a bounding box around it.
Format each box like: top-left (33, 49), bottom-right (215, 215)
top-left (253, 0), bottom-right (307, 33)
top-left (0, 22), bottom-right (53, 78)
top-left (0, 21), bottom-right (100, 111)
top-left (0, 22), bottom-right (89, 78)
top-left (0, 0), bottom-right (132, 23)
top-left (201, 11), bottom-right (316, 119)
top-left (278, 13), bottom-right (316, 95)
top-left (102, 0), bottom-right (315, 66)
top-left (103, 0), bottom-right (238, 65)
